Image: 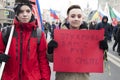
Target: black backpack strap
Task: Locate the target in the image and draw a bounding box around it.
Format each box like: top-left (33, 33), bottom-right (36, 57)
top-left (31, 27), bottom-right (42, 45)
top-left (2, 27), bottom-right (11, 46)
top-left (1, 26), bottom-right (17, 46)
top-left (37, 27), bottom-right (42, 44)
top-left (2, 26), bottom-right (42, 46)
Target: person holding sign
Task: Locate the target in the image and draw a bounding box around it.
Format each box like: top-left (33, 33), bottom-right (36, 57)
top-left (0, 1), bottom-right (50, 80)
top-left (47, 5), bottom-right (108, 80)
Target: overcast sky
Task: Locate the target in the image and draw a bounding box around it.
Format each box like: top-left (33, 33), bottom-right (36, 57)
top-left (39, 0), bottom-right (98, 17)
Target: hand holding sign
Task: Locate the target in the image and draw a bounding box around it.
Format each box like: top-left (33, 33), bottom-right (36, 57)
top-left (48, 40), bottom-right (58, 54)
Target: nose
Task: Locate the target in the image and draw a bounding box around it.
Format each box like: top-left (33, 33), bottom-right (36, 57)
top-left (23, 11), bottom-right (27, 17)
top-left (75, 16), bottom-right (79, 20)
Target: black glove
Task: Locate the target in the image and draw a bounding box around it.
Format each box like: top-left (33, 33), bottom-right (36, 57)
top-left (99, 40), bottom-right (108, 50)
top-left (0, 53), bottom-right (10, 63)
top-left (47, 40), bottom-right (58, 54)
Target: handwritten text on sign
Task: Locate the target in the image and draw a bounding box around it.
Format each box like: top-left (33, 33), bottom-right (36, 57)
top-left (54, 30), bottom-right (104, 73)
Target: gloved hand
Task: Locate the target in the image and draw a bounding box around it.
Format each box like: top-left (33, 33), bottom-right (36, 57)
top-left (0, 53), bottom-right (10, 63)
top-left (99, 40), bottom-right (108, 50)
top-left (47, 40), bottom-right (58, 54)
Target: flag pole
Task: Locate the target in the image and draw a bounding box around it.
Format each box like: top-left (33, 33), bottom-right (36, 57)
top-left (0, 25), bottom-right (14, 79)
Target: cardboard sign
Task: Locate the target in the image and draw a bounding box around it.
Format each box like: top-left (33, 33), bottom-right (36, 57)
top-left (54, 29), bottom-right (104, 73)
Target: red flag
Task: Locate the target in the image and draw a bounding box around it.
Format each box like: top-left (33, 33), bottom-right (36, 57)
top-left (50, 9), bottom-right (59, 19)
top-left (30, 0), bottom-right (41, 28)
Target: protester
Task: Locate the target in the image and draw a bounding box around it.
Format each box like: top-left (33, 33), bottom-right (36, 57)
top-left (89, 21), bottom-right (97, 30)
top-left (115, 21), bottom-right (120, 56)
top-left (0, 1), bottom-right (50, 80)
top-left (51, 21), bottom-right (56, 39)
top-left (44, 22), bottom-right (51, 38)
top-left (47, 5), bottom-right (108, 80)
top-left (112, 25), bottom-right (118, 51)
top-left (96, 16), bottom-right (112, 42)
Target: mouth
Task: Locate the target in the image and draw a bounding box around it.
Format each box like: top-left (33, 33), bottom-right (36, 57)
top-left (22, 18), bottom-right (28, 20)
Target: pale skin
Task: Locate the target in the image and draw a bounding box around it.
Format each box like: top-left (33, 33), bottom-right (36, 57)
top-left (17, 5), bottom-right (32, 23)
top-left (67, 9), bottom-right (83, 30)
top-left (103, 18), bottom-right (107, 23)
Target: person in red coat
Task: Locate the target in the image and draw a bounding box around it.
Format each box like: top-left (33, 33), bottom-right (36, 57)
top-left (0, 1), bottom-right (50, 80)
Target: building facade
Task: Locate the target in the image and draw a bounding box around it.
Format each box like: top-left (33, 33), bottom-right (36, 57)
top-left (0, 0), bottom-right (15, 8)
top-left (0, 0), bottom-right (6, 8)
top-left (0, 0), bottom-right (15, 26)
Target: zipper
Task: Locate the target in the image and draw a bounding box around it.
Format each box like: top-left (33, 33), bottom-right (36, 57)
top-left (19, 30), bottom-right (23, 80)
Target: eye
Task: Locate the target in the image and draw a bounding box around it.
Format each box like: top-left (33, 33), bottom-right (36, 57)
top-left (78, 14), bottom-right (82, 18)
top-left (71, 14), bottom-right (75, 18)
top-left (19, 10), bottom-right (24, 13)
top-left (26, 10), bottom-right (31, 13)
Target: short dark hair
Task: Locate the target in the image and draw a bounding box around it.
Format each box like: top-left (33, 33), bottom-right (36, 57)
top-left (14, 1), bottom-right (35, 15)
top-left (67, 5), bottom-right (81, 15)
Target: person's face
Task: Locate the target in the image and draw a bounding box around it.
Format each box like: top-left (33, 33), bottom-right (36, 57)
top-left (67, 9), bottom-right (83, 29)
top-left (17, 5), bottom-right (32, 23)
top-left (92, 22), bottom-right (95, 25)
top-left (103, 19), bottom-right (107, 22)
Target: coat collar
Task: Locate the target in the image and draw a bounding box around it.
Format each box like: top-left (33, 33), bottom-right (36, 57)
top-left (13, 17), bottom-right (37, 31)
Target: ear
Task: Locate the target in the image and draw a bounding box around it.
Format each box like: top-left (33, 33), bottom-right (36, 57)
top-left (66, 17), bottom-right (68, 19)
top-left (66, 17), bottom-right (69, 21)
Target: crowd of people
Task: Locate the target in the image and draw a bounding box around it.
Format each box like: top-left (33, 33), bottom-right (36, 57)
top-left (0, 0), bottom-right (119, 80)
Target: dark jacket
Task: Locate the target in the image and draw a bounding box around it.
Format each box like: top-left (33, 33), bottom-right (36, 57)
top-left (113, 26), bottom-right (118, 40)
top-left (96, 16), bottom-right (112, 40)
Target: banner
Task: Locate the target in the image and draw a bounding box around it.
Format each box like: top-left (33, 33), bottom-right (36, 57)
top-left (54, 29), bottom-right (104, 73)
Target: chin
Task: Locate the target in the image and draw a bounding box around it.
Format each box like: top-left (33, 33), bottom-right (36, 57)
top-left (74, 26), bottom-right (80, 28)
top-left (22, 21), bottom-right (29, 23)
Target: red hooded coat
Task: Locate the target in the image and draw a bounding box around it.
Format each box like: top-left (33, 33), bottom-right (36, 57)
top-left (0, 18), bottom-right (51, 80)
